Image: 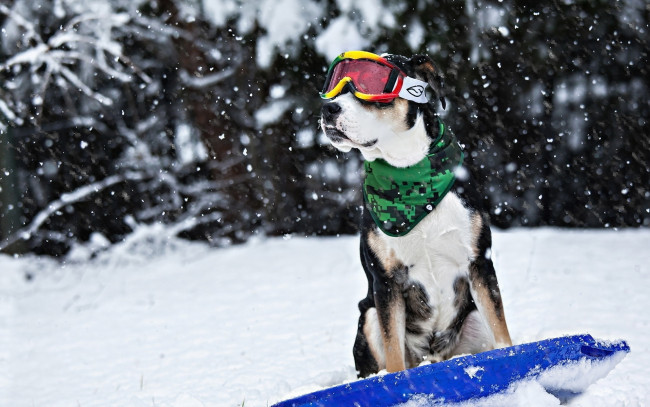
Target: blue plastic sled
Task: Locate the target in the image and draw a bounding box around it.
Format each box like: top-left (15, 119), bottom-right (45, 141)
top-left (272, 334), bottom-right (629, 406)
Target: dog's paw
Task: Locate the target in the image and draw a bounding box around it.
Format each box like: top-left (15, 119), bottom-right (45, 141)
top-left (430, 330), bottom-right (459, 355)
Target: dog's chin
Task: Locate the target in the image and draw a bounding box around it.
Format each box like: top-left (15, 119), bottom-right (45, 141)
top-left (332, 144), bottom-right (353, 153)
top-left (323, 127), bottom-right (377, 153)
top-left (322, 130), bottom-right (350, 152)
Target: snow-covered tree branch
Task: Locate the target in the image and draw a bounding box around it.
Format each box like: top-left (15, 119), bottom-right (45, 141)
top-left (0, 5), bottom-right (150, 124)
top-left (0, 172), bottom-right (146, 253)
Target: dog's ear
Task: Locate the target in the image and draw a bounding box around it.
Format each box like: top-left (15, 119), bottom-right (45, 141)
top-left (411, 54), bottom-right (446, 110)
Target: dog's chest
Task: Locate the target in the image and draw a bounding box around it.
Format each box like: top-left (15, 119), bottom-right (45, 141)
top-left (376, 193), bottom-right (477, 326)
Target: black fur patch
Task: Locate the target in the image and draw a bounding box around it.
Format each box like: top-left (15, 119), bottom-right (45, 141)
top-left (403, 281), bottom-right (432, 335)
top-left (353, 307), bottom-right (380, 378)
top-left (406, 102), bottom-right (419, 129)
top-left (373, 264), bottom-right (408, 337)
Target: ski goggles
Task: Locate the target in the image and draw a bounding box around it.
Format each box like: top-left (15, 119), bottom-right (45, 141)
top-left (320, 51), bottom-right (429, 103)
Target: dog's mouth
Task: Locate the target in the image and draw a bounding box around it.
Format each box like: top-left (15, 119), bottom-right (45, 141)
top-left (323, 126), bottom-right (348, 142)
top-left (323, 126), bottom-right (377, 148)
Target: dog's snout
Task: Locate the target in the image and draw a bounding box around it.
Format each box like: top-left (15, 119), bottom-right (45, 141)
top-left (321, 103), bottom-right (342, 120)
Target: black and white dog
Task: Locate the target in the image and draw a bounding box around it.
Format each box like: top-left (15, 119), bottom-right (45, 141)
top-left (319, 52), bottom-right (512, 377)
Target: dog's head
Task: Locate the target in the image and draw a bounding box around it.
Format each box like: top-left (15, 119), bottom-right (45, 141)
top-left (320, 53), bottom-right (444, 168)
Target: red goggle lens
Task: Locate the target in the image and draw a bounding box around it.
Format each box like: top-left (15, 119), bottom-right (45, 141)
top-left (324, 59), bottom-right (395, 95)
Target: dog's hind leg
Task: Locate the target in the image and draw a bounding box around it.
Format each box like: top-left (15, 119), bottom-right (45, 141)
top-left (451, 309), bottom-right (495, 355)
top-left (469, 215), bottom-right (512, 348)
top-left (354, 306), bottom-right (384, 377)
top-left (469, 264), bottom-right (512, 348)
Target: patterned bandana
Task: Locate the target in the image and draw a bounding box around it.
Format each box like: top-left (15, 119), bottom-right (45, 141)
top-left (363, 119), bottom-right (465, 237)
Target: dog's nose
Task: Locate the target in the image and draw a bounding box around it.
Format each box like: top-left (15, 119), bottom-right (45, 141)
top-left (321, 103), bottom-right (342, 121)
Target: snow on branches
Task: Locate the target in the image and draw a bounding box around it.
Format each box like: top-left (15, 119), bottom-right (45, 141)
top-left (0, 3), bottom-right (150, 125)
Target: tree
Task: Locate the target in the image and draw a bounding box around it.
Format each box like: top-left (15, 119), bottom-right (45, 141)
top-left (1, 0), bottom-right (648, 257)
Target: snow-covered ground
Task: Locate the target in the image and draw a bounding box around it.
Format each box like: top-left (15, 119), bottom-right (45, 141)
top-left (1, 226), bottom-right (648, 406)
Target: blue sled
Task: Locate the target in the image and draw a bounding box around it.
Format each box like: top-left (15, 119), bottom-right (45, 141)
top-left (272, 334), bottom-right (629, 406)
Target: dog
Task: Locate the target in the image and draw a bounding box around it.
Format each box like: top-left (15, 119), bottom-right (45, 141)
top-left (319, 51), bottom-right (512, 378)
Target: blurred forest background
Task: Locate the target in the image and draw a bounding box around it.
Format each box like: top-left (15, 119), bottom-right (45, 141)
top-left (0, 0), bottom-right (648, 256)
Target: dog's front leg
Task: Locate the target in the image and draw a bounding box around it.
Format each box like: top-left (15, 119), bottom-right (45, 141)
top-left (373, 276), bottom-right (407, 372)
top-left (362, 228), bottom-right (409, 372)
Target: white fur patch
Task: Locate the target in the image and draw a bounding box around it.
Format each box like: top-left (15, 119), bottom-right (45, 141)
top-left (363, 307), bottom-right (386, 369)
top-left (453, 310), bottom-right (494, 355)
top-left (321, 94), bottom-right (431, 167)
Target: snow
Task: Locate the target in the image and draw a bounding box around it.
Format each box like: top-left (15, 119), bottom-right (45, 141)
top-left (0, 99), bottom-right (21, 124)
top-left (314, 16), bottom-right (370, 62)
top-left (399, 381), bottom-right (561, 407)
top-left (464, 365), bottom-right (485, 379)
top-left (255, 0), bottom-right (321, 68)
top-left (175, 123), bottom-right (208, 165)
top-left (406, 18), bottom-right (425, 51)
top-left (201, 0), bottom-right (400, 63)
top-left (346, 0), bottom-right (396, 29)
top-left (254, 100), bottom-right (293, 127)
top-left (201, 0), bottom-right (240, 27)
top-left (295, 128), bottom-right (315, 149)
top-left (536, 350), bottom-right (629, 395)
top-left (201, 0), bottom-right (323, 68)
top-left (1, 227), bottom-right (649, 406)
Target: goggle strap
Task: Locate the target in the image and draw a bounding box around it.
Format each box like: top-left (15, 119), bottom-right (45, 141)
top-left (398, 76), bottom-right (429, 103)
top-left (383, 69), bottom-right (400, 93)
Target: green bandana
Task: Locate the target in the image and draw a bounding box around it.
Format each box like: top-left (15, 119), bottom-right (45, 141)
top-left (363, 120), bottom-right (464, 237)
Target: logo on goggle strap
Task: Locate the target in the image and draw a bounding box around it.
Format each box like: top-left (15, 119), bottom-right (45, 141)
top-left (406, 85), bottom-right (425, 97)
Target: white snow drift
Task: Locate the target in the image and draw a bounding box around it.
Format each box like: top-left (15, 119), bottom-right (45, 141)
top-left (1, 226), bottom-right (648, 406)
